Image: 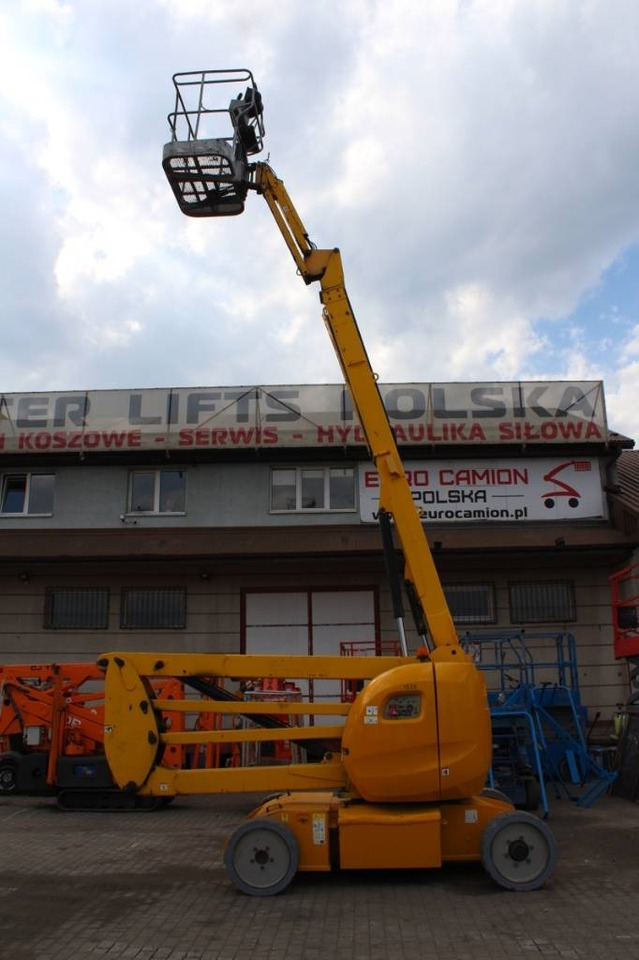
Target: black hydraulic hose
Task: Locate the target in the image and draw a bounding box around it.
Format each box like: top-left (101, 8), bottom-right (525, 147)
top-left (378, 509), bottom-right (405, 622)
top-left (185, 675), bottom-right (289, 728)
top-left (404, 580), bottom-right (428, 641)
top-left (183, 676), bottom-right (330, 761)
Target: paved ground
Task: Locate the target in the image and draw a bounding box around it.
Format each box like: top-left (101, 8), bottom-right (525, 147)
top-left (0, 791), bottom-right (638, 960)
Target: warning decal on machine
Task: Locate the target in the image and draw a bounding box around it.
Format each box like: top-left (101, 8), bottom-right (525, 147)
top-left (364, 704), bottom-right (378, 724)
top-left (312, 813), bottom-right (326, 845)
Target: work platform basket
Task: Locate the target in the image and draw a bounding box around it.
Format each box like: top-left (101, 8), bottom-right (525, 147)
top-left (162, 68), bottom-right (264, 217)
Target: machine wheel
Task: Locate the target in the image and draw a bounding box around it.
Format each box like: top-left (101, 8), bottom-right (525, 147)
top-left (481, 811), bottom-right (556, 891)
top-left (524, 777), bottom-right (540, 812)
top-left (224, 818), bottom-right (299, 896)
top-left (0, 760), bottom-right (18, 795)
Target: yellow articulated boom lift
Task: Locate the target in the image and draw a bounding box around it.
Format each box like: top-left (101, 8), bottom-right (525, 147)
top-left (99, 68), bottom-right (556, 896)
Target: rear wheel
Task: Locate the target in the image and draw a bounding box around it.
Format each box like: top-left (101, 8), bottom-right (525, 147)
top-left (524, 777), bottom-right (540, 811)
top-left (225, 818), bottom-right (299, 896)
top-left (481, 811), bottom-right (556, 891)
top-left (0, 760), bottom-right (18, 795)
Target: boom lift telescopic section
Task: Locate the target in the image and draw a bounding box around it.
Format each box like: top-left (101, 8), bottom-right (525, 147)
top-left (161, 68), bottom-right (455, 658)
top-left (100, 69), bottom-right (557, 896)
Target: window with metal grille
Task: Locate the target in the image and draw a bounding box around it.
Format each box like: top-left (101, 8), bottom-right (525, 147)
top-left (1, 473), bottom-right (55, 515)
top-left (509, 581), bottom-right (576, 624)
top-left (120, 588), bottom-right (187, 629)
top-left (44, 588), bottom-right (110, 629)
top-left (443, 583), bottom-right (496, 624)
top-left (128, 470), bottom-right (186, 514)
top-left (270, 466), bottom-right (356, 512)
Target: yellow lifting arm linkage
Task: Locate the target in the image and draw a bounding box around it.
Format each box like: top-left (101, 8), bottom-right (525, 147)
top-left (251, 163), bottom-right (460, 658)
top-left (99, 650), bottom-right (408, 797)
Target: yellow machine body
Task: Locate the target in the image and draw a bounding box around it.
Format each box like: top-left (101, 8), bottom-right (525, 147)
top-left (342, 658), bottom-right (491, 803)
top-left (244, 789), bottom-right (513, 872)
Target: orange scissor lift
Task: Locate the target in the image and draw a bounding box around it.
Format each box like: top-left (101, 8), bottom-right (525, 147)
top-left (0, 661), bottom-right (185, 808)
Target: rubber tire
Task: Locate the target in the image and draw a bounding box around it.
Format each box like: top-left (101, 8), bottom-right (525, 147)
top-left (0, 760), bottom-right (18, 795)
top-left (481, 811), bottom-right (556, 891)
top-left (225, 818), bottom-right (299, 897)
top-left (524, 777), bottom-right (541, 812)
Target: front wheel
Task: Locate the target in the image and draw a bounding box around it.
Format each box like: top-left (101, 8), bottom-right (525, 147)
top-left (481, 811), bottom-right (556, 891)
top-left (224, 818), bottom-right (299, 896)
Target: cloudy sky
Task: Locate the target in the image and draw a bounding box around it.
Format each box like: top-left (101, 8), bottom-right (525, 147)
top-left (2, 0), bottom-right (639, 440)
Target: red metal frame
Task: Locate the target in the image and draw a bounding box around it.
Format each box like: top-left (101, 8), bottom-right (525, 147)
top-left (339, 639), bottom-right (404, 702)
top-left (610, 564), bottom-right (639, 659)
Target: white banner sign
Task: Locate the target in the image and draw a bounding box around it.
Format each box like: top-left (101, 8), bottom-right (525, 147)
top-left (359, 458), bottom-right (606, 523)
top-left (0, 380), bottom-right (607, 454)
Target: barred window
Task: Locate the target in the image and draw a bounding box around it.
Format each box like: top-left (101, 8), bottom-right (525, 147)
top-left (443, 583), bottom-right (496, 624)
top-left (509, 581), bottom-right (576, 624)
top-left (270, 467), bottom-right (356, 512)
top-left (45, 588), bottom-right (110, 629)
top-left (120, 588), bottom-right (186, 629)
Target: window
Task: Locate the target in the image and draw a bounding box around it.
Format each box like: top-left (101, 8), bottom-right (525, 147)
top-left (0, 473), bottom-right (55, 515)
top-left (120, 588), bottom-right (186, 629)
top-left (509, 581), bottom-right (576, 624)
top-left (443, 583), bottom-right (496, 624)
top-left (129, 470), bottom-right (185, 514)
top-left (270, 467), bottom-right (356, 512)
top-left (45, 588), bottom-right (109, 629)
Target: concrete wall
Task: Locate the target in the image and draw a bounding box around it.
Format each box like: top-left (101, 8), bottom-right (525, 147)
top-left (0, 463), bottom-right (359, 529)
top-left (0, 556), bottom-right (627, 725)
top-left (376, 563), bottom-right (627, 725)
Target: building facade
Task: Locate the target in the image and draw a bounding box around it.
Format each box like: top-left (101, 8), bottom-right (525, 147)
top-left (0, 380), bottom-right (635, 725)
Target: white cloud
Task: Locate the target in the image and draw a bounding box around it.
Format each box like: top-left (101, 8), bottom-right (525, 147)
top-left (0, 0), bottom-right (638, 450)
top-left (598, 322), bottom-right (639, 441)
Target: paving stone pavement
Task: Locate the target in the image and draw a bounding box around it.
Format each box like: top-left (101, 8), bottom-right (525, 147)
top-left (0, 791), bottom-right (637, 960)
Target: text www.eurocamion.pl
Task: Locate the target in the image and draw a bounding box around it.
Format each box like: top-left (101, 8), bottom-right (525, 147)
top-left (420, 506), bottom-right (529, 520)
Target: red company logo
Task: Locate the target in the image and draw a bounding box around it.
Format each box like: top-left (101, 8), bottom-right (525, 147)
top-left (541, 460), bottom-right (591, 509)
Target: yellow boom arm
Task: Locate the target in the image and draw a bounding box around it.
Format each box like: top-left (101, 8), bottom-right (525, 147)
top-left (253, 164), bottom-right (459, 655)
top-left (97, 68), bottom-right (492, 811)
top-left (100, 650), bottom-right (489, 803)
